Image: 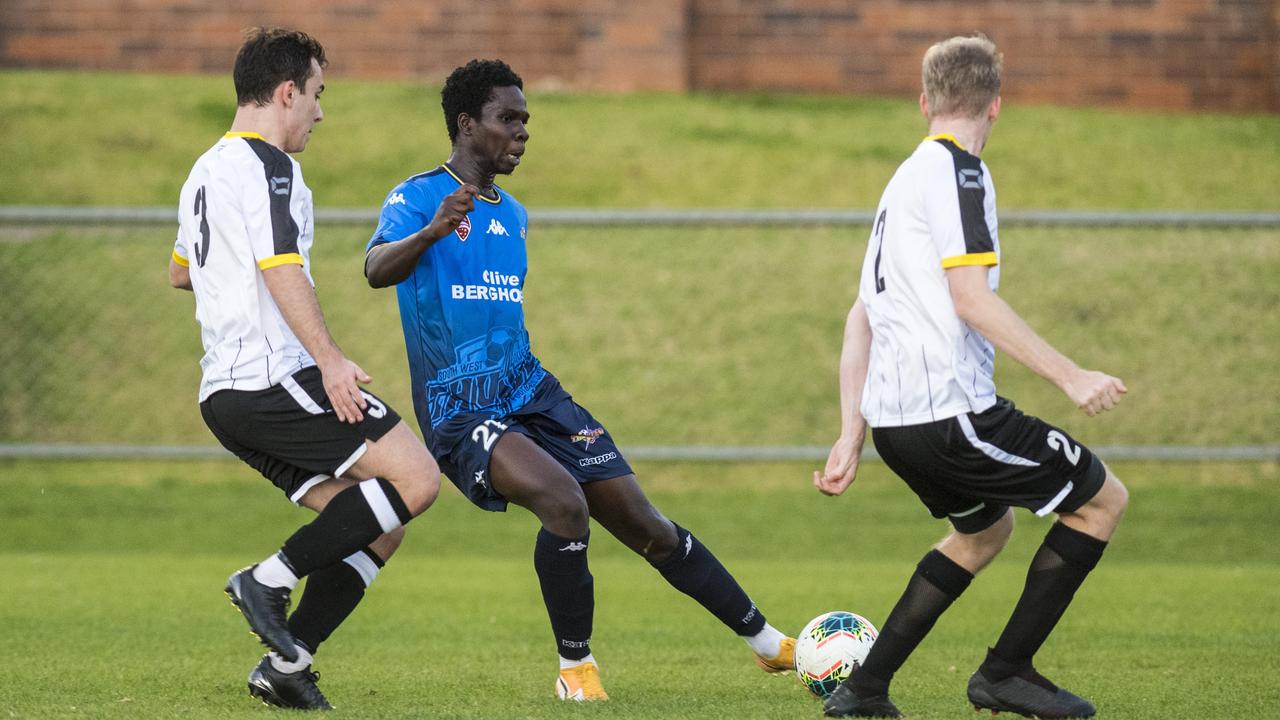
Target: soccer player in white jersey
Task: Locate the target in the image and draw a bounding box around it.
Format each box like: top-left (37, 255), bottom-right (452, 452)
top-left (815, 34), bottom-right (1129, 719)
top-left (168, 27), bottom-right (441, 710)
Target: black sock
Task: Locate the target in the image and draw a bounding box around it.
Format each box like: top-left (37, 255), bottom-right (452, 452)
top-left (534, 528), bottom-right (594, 660)
top-left (650, 523), bottom-right (767, 637)
top-left (281, 479), bottom-right (410, 578)
top-left (986, 523), bottom-right (1108, 678)
top-left (288, 548), bottom-right (385, 653)
top-left (851, 549), bottom-right (974, 697)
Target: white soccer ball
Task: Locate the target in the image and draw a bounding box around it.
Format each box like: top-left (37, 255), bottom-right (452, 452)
top-left (794, 610), bottom-right (879, 698)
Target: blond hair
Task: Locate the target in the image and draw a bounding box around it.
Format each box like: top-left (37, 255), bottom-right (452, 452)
top-left (922, 34), bottom-right (1002, 118)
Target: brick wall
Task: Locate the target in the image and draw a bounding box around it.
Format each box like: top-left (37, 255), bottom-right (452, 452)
top-left (1, 0), bottom-right (1276, 112)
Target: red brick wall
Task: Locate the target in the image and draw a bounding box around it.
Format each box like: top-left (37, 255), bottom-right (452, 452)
top-left (2, 0), bottom-right (1276, 112)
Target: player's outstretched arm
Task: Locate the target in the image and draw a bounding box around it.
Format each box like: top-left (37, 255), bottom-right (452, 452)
top-left (365, 184), bottom-right (480, 288)
top-left (262, 263), bottom-right (370, 423)
top-left (816, 298), bottom-right (872, 496)
top-left (947, 265), bottom-right (1127, 416)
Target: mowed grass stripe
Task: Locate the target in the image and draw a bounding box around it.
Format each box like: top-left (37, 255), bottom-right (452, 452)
top-left (1, 459), bottom-right (1277, 718)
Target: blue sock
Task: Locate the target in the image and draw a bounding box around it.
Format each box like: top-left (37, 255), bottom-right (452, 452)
top-left (534, 528), bottom-right (594, 660)
top-left (650, 523), bottom-right (767, 637)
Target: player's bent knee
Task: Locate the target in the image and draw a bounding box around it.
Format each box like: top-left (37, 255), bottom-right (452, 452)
top-left (397, 473), bottom-right (440, 517)
top-left (535, 491), bottom-right (590, 536)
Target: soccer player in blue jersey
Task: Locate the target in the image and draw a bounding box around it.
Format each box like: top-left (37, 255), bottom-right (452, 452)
top-left (364, 59), bottom-right (795, 701)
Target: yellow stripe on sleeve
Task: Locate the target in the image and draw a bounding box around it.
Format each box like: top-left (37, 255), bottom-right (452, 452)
top-left (171, 250), bottom-right (189, 267)
top-left (941, 252), bottom-right (997, 269)
top-left (257, 253), bottom-right (304, 270)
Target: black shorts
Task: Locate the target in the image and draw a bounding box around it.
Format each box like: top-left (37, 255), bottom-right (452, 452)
top-left (871, 397), bottom-right (1106, 533)
top-left (427, 374), bottom-right (633, 512)
top-left (200, 366), bottom-right (402, 503)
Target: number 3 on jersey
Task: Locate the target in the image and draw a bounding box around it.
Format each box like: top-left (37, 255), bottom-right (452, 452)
top-left (193, 185), bottom-right (212, 267)
top-left (471, 418), bottom-right (509, 452)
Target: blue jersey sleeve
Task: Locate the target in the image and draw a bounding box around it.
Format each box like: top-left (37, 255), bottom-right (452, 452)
top-left (367, 181), bottom-right (437, 252)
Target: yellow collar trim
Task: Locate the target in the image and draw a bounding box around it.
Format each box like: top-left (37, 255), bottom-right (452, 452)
top-left (925, 133), bottom-right (966, 152)
top-left (441, 163), bottom-right (502, 205)
top-left (225, 131), bottom-right (266, 141)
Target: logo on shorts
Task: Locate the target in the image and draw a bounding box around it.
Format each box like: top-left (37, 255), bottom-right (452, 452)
top-left (474, 469), bottom-right (486, 486)
top-left (559, 541), bottom-right (587, 552)
top-left (456, 215), bottom-right (472, 242)
top-left (571, 427), bottom-right (605, 448)
top-left (579, 451), bottom-right (618, 468)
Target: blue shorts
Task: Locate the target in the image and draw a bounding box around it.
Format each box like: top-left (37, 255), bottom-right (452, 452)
top-left (425, 373), bottom-right (634, 511)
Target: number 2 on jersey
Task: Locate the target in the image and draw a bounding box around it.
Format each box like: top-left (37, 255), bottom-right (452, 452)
top-left (471, 418), bottom-right (509, 452)
top-left (193, 185), bottom-right (212, 267)
top-left (872, 209), bottom-right (887, 293)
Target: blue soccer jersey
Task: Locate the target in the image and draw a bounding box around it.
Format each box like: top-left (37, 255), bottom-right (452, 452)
top-left (368, 164), bottom-right (545, 431)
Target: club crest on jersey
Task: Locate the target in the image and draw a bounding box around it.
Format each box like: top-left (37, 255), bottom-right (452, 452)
top-left (456, 215), bottom-right (472, 242)
top-left (571, 427), bottom-right (605, 448)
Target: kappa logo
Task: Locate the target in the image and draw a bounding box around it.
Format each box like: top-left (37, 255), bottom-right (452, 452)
top-left (683, 533), bottom-right (693, 558)
top-left (385, 192), bottom-right (406, 207)
top-left (270, 176), bottom-right (291, 195)
top-left (559, 541), bottom-right (587, 552)
top-left (456, 215), bottom-right (472, 242)
top-left (578, 451), bottom-right (618, 468)
top-left (474, 469), bottom-right (486, 486)
top-left (571, 427), bottom-right (605, 448)
top-left (486, 218), bottom-right (509, 236)
top-left (520, 226), bottom-right (526, 240)
top-left (957, 168), bottom-right (984, 190)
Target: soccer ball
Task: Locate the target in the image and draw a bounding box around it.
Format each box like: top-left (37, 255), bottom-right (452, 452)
top-left (794, 611), bottom-right (879, 699)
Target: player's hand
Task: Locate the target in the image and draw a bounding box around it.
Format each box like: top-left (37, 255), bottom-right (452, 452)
top-left (427, 184), bottom-right (479, 239)
top-left (814, 435), bottom-right (863, 497)
top-left (1062, 368), bottom-right (1127, 417)
top-left (318, 356), bottom-right (373, 424)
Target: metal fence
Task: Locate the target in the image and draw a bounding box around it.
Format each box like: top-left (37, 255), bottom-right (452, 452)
top-left (2, 207), bottom-right (1276, 462)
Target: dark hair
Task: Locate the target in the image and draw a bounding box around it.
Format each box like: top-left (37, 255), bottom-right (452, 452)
top-left (441, 59), bottom-right (524, 143)
top-left (233, 27), bottom-right (327, 107)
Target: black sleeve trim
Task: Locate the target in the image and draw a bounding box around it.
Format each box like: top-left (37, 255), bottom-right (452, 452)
top-left (244, 138), bottom-right (300, 256)
top-left (935, 139), bottom-right (994, 255)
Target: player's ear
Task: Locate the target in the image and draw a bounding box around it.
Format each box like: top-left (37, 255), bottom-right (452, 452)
top-left (919, 92), bottom-right (929, 119)
top-left (275, 79), bottom-right (297, 109)
top-left (457, 112), bottom-right (474, 137)
top-left (988, 96), bottom-right (1001, 123)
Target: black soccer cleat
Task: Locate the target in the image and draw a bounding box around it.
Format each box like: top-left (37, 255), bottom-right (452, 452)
top-left (225, 565), bottom-right (299, 662)
top-left (247, 655), bottom-right (333, 710)
top-left (967, 667), bottom-right (1096, 719)
top-left (823, 685), bottom-right (903, 718)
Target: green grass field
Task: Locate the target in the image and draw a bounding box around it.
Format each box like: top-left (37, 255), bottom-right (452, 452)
top-left (1, 70), bottom-right (1277, 718)
top-left (2, 70), bottom-right (1280, 210)
top-left (2, 458), bottom-right (1278, 719)
top-left (2, 224), bottom-right (1276, 448)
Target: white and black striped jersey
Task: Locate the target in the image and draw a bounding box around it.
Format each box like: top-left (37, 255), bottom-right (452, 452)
top-left (173, 132), bottom-right (316, 402)
top-left (858, 133), bottom-right (1001, 427)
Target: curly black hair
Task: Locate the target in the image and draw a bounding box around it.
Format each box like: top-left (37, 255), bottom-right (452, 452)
top-left (441, 59), bottom-right (524, 143)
